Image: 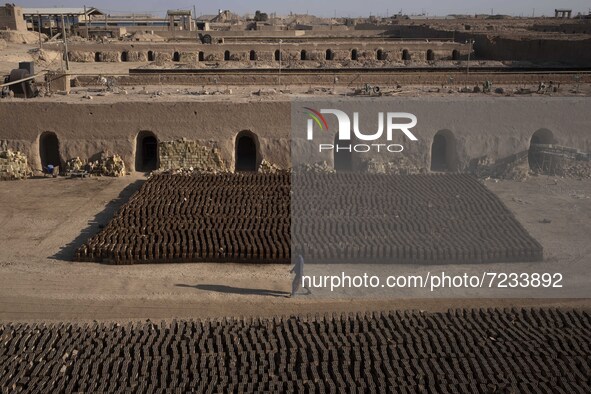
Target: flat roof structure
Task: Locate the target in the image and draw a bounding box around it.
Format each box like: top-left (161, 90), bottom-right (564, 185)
top-left (22, 7), bottom-right (103, 17)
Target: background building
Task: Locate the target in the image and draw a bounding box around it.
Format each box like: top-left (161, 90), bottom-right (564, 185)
top-left (0, 3), bottom-right (27, 31)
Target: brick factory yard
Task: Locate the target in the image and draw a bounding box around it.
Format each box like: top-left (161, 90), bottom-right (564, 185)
top-left (0, 174), bottom-right (589, 322)
top-left (2, 8), bottom-right (591, 392)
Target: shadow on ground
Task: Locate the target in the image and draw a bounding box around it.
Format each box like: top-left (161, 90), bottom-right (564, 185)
top-left (177, 284), bottom-right (290, 298)
top-left (51, 179), bottom-right (146, 262)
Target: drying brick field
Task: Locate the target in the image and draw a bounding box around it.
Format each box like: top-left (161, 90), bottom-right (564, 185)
top-left (292, 173), bottom-right (543, 264)
top-left (76, 173), bottom-right (542, 264)
top-left (76, 173), bottom-right (291, 264)
top-left (1, 309), bottom-right (590, 393)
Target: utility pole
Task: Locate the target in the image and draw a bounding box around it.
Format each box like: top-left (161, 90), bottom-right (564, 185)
top-left (193, 5), bottom-right (197, 31)
top-left (84, 5), bottom-right (89, 38)
top-left (466, 39), bottom-right (474, 75)
top-left (61, 14), bottom-right (70, 71)
top-left (278, 39), bottom-right (283, 85)
top-left (37, 13), bottom-right (42, 48)
top-left (331, 10), bottom-right (335, 30)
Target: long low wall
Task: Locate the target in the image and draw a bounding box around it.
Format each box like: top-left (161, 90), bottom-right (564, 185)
top-left (55, 41), bottom-right (469, 63)
top-left (381, 25), bottom-right (591, 66)
top-left (291, 98), bottom-right (590, 175)
top-left (76, 72), bottom-right (591, 87)
top-left (0, 97), bottom-right (589, 174)
top-left (0, 101), bottom-right (290, 172)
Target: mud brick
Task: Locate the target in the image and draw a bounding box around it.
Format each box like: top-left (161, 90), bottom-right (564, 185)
top-left (2, 310), bottom-right (591, 392)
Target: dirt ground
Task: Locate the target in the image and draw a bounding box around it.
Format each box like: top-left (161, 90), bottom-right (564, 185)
top-left (0, 174), bottom-right (589, 322)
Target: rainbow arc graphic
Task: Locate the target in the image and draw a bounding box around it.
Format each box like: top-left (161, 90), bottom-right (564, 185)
top-left (304, 107), bottom-right (329, 131)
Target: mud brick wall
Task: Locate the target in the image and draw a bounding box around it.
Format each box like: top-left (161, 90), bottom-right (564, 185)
top-left (68, 51), bottom-right (95, 62)
top-left (125, 51), bottom-right (148, 62)
top-left (58, 40), bottom-right (470, 64)
top-left (0, 98), bottom-right (587, 174)
top-left (158, 139), bottom-right (228, 172)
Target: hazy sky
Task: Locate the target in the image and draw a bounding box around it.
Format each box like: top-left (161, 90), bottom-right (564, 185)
top-left (16, 0), bottom-right (591, 18)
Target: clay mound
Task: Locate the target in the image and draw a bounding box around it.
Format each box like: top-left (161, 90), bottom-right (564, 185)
top-left (28, 48), bottom-right (61, 68)
top-left (0, 30), bottom-right (47, 44)
top-left (67, 35), bottom-right (87, 42)
top-left (130, 32), bottom-right (165, 42)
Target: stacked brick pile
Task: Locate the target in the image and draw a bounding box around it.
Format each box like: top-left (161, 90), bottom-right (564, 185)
top-left (65, 157), bottom-right (84, 173)
top-left (294, 161), bottom-right (335, 173)
top-left (259, 159), bottom-right (282, 173)
top-left (98, 153), bottom-right (126, 177)
top-left (292, 173), bottom-right (543, 264)
top-left (0, 149), bottom-right (31, 181)
top-left (76, 173), bottom-right (290, 264)
top-left (76, 173), bottom-right (542, 265)
top-left (159, 139), bottom-right (228, 173)
top-left (363, 157), bottom-right (426, 175)
top-left (65, 152), bottom-right (126, 177)
top-left (1, 309), bottom-right (590, 392)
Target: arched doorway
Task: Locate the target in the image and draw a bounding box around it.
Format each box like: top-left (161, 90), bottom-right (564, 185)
top-left (300, 50), bottom-right (307, 60)
top-left (135, 131), bottom-right (159, 172)
top-left (173, 51), bottom-right (180, 62)
top-left (198, 51), bottom-right (204, 61)
top-left (351, 49), bottom-right (358, 60)
top-left (39, 131), bottom-right (62, 170)
top-left (430, 130), bottom-right (457, 172)
top-left (121, 51), bottom-right (129, 62)
top-left (224, 50), bottom-right (230, 61)
top-left (528, 129), bottom-right (556, 171)
top-left (326, 49), bottom-right (334, 60)
top-left (402, 49), bottom-right (411, 61)
top-left (94, 52), bottom-right (101, 62)
top-left (376, 49), bottom-right (385, 61)
top-left (148, 51), bottom-right (155, 61)
top-left (530, 128), bottom-right (554, 145)
top-left (334, 133), bottom-right (353, 172)
top-left (426, 49), bottom-right (434, 61)
top-left (235, 131), bottom-right (260, 172)
top-left (250, 50), bottom-right (257, 61)
top-left (452, 49), bottom-right (460, 60)
top-left (275, 50), bottom-right (281, 61)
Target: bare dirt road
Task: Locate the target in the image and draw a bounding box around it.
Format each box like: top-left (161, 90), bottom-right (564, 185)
top-left (0, 174), bottom-right (589, 322)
